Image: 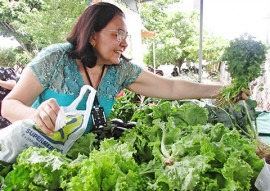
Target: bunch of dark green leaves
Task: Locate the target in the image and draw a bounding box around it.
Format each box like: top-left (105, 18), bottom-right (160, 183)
top-left (109, 90), bottom-right (162, 123)
top-left (217, 33), bottom-right (268, 106)
top-left (206, 99), bottom-right (258, 140)
top-left (109, 90), bottom-right (141, 123)
top-left (0, 161), bottom-right (12, 188)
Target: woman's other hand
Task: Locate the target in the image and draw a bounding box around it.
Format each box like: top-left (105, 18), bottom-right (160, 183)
top-left (33, 98), bottom-right (60, 135)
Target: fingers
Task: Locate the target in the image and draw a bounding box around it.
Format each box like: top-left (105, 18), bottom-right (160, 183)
top-left (241, 92), bottom-right (249, 100)
top-left (241, 88), bottom-right (251, 100)
top-left (34, 98), bottom-right (60, 135)
top-left (241, 88), bottom-right (251, 96)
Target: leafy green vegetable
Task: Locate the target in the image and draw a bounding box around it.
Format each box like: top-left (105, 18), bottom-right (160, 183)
top-left (2, 147), bottom-right (71, 190)
top-left (206, 99), bottom-right (258, 140)
top-left (120, 102), bottom-right (263, 190)
top-left (0, 161), bottom-right (12, 187)
top-left (61, 139), bottom-right (147, 191)
top-left (217, 33), bottom-right (268, 106)
top-left (110, 89), bottom-right (162, 123)
top-left (109, 90), bottom-right (141, 122)
top-left (0, 101), bottom-right (264, 190)
top-left (66, 132), bottom-right (98, 160)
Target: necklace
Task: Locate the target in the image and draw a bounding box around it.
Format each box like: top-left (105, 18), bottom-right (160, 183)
top-left (82, 63), bottom-right (107, 129)
top-left (83, 64), bottom-right (106, 90)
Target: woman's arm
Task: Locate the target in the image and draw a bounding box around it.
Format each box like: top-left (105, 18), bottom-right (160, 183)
top-left (2, 67), bottom-right (59, 135)
top-left (0, 79), bottom-right (16, 90)
top-left (128, 69), bottom-right (221, 100)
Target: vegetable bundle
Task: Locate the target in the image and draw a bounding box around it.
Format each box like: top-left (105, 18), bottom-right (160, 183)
top-left (216, 33), bottom-right (268, 107)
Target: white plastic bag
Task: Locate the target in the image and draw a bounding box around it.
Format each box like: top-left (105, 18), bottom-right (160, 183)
top-left (0, 85), bottom-right (96, 163)
top-left (255, 159), bottom-right (270, 191)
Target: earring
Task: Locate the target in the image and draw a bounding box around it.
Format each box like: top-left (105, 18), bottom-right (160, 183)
top-left (91, 43), bottom-right (96, 48)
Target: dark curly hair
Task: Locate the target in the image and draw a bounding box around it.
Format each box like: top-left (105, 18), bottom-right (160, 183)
top-left (67, 2), bottom-right (128, 68)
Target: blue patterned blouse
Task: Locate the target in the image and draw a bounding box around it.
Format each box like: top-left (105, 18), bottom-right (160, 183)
top-left (28, 43), bottom-right (142, 133)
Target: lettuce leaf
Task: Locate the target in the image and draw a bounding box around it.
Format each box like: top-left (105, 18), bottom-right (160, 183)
top-left (3, 147), bottom-right (71, 190)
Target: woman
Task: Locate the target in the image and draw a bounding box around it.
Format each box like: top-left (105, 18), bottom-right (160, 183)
top-left (2, 2), bottom-right (248, 135)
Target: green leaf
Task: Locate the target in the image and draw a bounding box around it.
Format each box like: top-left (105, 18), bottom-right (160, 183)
top-left (66, 132), bottom-right (98, 160)
top-left (3, 147), bottom-right (71, 190)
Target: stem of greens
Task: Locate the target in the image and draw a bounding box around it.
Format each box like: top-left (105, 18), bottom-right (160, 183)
top-left (160, 122), bottom-right (173, 165)
top-left (243, 101), bottom-right (258, 139)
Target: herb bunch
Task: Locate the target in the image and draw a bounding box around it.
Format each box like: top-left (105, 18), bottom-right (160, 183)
top-left (216, 33), bottom-right (268, 107)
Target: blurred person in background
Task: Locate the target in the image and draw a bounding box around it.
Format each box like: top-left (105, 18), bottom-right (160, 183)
top-left (0, 67), bottom-right (19, 129)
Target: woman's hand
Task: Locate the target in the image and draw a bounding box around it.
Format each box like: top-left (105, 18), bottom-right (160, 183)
top-left (241, 88), bottom-right (251, 100)
top-left (33, 98), bottom-right (60, 135)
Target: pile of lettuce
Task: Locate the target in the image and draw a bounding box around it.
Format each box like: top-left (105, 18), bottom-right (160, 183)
top-left (0, 101), bottom-right (264, 190)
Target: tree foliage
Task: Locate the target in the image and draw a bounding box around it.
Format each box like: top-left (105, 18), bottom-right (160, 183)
top-left (203, 31), bottom-right (229, 71)
top-left (0, 0), bottom-right (88, 67)
top-left (0, 47), bottom-right (16, 67)
top-left (0, 0), bottom-right (87, 48)
top-left (11, 0), bottom-right (88, 49)
top-left (140, 0), bottom-right (229, 71)
top-left (0, 46), bottom-right (32, 68)
top-left (0, 0), bottom-right (44, 51)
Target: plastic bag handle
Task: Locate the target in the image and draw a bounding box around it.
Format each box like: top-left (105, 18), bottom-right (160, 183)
top-left (55, 85), bottom-right (96, 131)
top-left (66, 85), bottom-right (96, 112)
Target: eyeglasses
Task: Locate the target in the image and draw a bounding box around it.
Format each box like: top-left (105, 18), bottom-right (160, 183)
top-left (103, 29), bottom-right (130, 42)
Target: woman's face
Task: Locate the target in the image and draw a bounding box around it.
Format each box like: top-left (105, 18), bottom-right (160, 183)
top-left (92, 14), bottom-right (129, 65)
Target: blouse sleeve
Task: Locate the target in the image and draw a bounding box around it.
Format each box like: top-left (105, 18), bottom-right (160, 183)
top-left (28, 44), bottom-right (66, 88)
top-left (117, 59), bottom-right (143, 90)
